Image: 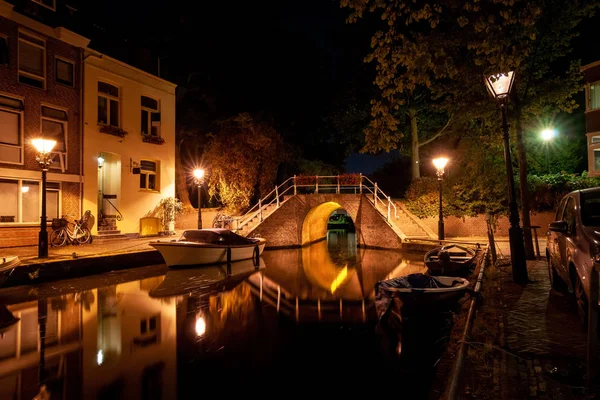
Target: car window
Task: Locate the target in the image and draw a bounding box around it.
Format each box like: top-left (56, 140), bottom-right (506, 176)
top-left (563, 197), bottom-right (577, 235)
top-left (556, 198), bottom-right (566, 221)
top-left (581, 191), bottom-right (600, 227)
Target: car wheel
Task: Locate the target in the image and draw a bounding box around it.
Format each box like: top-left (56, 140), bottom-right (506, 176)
top-left (547, 252), bottom-right (567, 292)
top-left (574, 276), bottom-right (588, 328)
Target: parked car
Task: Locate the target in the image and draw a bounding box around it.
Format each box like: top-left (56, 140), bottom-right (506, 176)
top-left (546, 187), bottom-right (600, 325)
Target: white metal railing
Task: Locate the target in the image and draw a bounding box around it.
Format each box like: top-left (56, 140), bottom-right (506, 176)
top-left (234, 174), bottom-right (397, 233)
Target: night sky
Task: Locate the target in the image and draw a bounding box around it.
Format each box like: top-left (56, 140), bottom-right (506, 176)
top-left (76, 0), bottom-right (600, 175)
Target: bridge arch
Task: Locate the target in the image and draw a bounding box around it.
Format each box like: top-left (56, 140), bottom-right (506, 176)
top-left (301, 201), bottom-right (346, 246)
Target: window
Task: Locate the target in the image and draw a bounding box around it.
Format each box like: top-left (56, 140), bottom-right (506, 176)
top-left (32, 0), bottom-right (56, 10)
top-left (592, 135), bottom-right (600, 144)
top-left (41, 106), bottom-right (68, 171)
top-left (0, 95), bottom-right (24, 164)
top-left (562, 197), bottom-right (577, 235)
top-left (141, 96), bottom-right (161, 137)
top-left (0, 179), bottom-right (59, 224)
top-left (0, 36), bottom-right (8, 66)
top-left (98, 81), bottom-right (119, 127)
top-left (18, 31), bottom-right (46, 89)
top-left (595, 149), bottom-right (600, 172)
top-left (139, 160), bottom-right (159, 191)
top-left (56, 58), bottom-right (74, 87)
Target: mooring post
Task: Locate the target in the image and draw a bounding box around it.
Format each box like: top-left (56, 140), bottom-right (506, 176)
top-left (587, 262), bottom-right (599, 385)
top-left (293, 175), bottom-right (297, 195)
top-left (337, 175), bottom-right (340, 194)
top-left (226, 246), bottom-right (231, 265)
top-left (315, 176), bottom-right (319, 194)
top-left (275, 185), bottom-right (280, 208)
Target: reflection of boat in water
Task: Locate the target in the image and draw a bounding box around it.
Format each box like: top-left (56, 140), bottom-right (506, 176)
top-left (149, 229), bottom-right (266, 268)
top-left (327, 213), bottom-right (355, 231)
top-left (149, 258), bottom-right (265, 298)
top-left (0, 256), bottom-right (19, 287)
top-left (375, 273), bottom-right (470, 314)
top-left (424, 244), bottom-right (477, 277)
top-left (0, 305), bottom-right (19, 334)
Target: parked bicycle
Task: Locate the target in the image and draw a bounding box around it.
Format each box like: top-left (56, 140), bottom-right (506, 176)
top-left (212, 211), bottom-right (233, 230)
top-left (50, 210), bottom-right (93, 246)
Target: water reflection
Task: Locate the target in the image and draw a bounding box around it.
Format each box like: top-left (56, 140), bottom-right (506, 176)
top-left (0, 233), bottom-right (450, 399)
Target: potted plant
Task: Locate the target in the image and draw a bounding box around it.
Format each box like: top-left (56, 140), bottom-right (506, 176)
top-left (158, 197), bottom-right (183, 235)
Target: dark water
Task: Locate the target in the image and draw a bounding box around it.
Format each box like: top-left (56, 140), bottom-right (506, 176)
top-left (0, 231), bottom-right (457, 399)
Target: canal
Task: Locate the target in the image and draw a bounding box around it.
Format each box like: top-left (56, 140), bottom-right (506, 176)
top-left (0, 231), bottom-right (457, 399)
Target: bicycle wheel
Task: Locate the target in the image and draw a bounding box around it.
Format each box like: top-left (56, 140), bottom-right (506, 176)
top-left (50, 229), bottom-right (67, 247)
top-left (76, 228), bottom-right (92, 244)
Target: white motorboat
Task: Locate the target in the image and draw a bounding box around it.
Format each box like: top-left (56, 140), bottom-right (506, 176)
top-left (149, 229), bottom-right (266, 268)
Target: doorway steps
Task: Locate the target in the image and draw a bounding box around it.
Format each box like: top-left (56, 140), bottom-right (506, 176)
top-left (95, 216), bottom-right (128, 241)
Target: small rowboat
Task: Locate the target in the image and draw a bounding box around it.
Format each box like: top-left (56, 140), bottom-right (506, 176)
top-left (375, 273), bottom-right (471, 315)
top-left (0, 256), bottom-right (20, 287)
top-left (424, 244), bottom-right (477, 277)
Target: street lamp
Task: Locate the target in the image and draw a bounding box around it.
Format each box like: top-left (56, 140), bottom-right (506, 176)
top-left (484, 71), bottom-right (528, 283)
top-left (193, 168), bottom-right (205, 229)
top-left (31, 138), bottom-right (57, 258)
top-left (540, 128), bottom-right (557, 174)
top-left (432, 157), bottom-right (449, 240)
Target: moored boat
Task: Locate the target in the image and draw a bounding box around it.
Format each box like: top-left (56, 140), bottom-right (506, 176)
top-left (149, 229), bottom-right (266, 268)
top-left (375, 273), bottom-right (470, 315)
top-left (0, 256), bottom-right (20, 287)
top-left (424, 244), bottom-right (477, 277)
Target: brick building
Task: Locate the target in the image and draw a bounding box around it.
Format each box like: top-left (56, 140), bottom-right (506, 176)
top-left (0, 0), bottom-right (89, 247)
top-left (582, 60), bottom-right (600, 177)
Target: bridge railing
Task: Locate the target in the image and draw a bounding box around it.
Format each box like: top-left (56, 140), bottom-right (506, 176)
top-left (234, 174), bottom-right (397, 233)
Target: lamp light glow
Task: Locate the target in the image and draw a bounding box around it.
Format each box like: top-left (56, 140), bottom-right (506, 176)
top-left (193, 169), bottom-right (205, 180)
top-left (97, 349), bottom-right (104, 365)
top-left (484, 71), bottom-right (515, 100)
top-left (195, 315), bottom-right (206, 336)
top-left (432, 157), bottom-right (449, 171)
top-left (97, 156), bottom-right (105, 168)
top-left (21, 186), bottom-right (29, 193)
top-left (541, 129), bottom-right (557, 142)
top-left (31, 139), bottom-right (56, 154)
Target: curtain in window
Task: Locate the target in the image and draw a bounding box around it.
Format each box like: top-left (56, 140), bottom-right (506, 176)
top-left (19, 41), bottom-right (43, 77)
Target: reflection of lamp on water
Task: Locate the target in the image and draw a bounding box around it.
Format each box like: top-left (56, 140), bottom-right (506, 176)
top-left (195, 314), bottom-right (206, 336)
top-left (96, 349), bottom-right (104, 365)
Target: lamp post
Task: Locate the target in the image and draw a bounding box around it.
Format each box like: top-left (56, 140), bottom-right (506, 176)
top-left (540, 128), bottom-right (556, 174)
top-left (193, 168), bottom-right (205, 229)
top-left (432, 157), bottom-right (449, 241)
top-left (31, 139), bottom-right (57, 258)
top-left (484, 71), bottom-right (528, 283)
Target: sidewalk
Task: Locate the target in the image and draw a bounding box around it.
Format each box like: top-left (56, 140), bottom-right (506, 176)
top-left (458, 257), bottom-right (599, 399)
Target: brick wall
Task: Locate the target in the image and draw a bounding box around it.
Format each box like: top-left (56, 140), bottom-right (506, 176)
top-left (0, 18), bottom-right (81, 174)
top-left (62, 181), bottom-right (80, 217)
top-left (0, 225), bottom-right (51, 247)
top-left (419, 212), bottom-right (556, 238)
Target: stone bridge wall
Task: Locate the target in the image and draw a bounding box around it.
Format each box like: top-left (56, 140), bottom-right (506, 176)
top-left (247, 194), bottom-right (402, 249)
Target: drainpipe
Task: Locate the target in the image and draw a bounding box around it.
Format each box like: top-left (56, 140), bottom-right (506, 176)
top-left (78, 47), bottom-right (84, 219)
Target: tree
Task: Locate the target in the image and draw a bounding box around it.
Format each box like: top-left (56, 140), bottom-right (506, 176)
top-left (204, 113), bottom-right (288, 213)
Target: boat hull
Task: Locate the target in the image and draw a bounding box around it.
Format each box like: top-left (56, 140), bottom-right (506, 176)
top-left (424, 245), bottom-right (477, 277)
top-left (150, 239), bottom-right (266, 268)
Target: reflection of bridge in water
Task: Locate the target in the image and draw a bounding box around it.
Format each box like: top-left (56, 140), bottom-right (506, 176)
top-left (232, 175), bottom-right (437, 249)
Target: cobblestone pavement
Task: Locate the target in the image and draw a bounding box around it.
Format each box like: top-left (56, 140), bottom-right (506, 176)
top-left (498, 260), bottom-right (599, 399)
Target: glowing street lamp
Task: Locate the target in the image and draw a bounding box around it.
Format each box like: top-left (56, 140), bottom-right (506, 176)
top-left (432, 157), bottom-right (449, 241)
top-left (193, 168), bottom-right (205, 229)
top-left (31, 138), bottom-right (57, 258)
top-left (195, 314), bottom-right (206, 336)
top-left (540, 128), bottom-right (557, 174)
top-left (484, 71), bottom-right (528, 283)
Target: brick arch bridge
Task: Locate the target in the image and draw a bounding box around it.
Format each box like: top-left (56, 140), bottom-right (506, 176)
top-left (244, 194), bottom-right (404, 249)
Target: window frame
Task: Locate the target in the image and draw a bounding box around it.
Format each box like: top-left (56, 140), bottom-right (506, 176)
top-left (139, 159), bottom-right (159, 192)
top-left (0, 178), bottom-right (61, 226)
top-left (17, 30), bottom-right (46, 90)
top-left (594, 149), bottom-right (600, 174)
top-left (40, 104), bottom-right (68, 172)
top-left (97, 81), bottom-right (120, 128)
top-left (32, 0), bottom-right (56, 11)
top-left (140, 95), bottom-right (161, 137)
top-left (55, 57), bottom-right (75, 87)
top-left (0, 93), bottom-right (25, 165)
top-left (0, 34), bottom-right (8, 67)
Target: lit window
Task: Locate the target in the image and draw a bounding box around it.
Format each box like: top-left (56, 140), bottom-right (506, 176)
top-left (41, 106), bottom-right (68, 171)
top-left (18, 31), bottom-right (45, 89)
top-left (595, 149), bottom-right (600, 172)
top-left (0, 179), bottom-right (59, 223)
top-left (0, 36), bottom-right (8, 66)
top-left (32, 0), bottom-right (56, 10)
top-left (141, 96), bottom-right (160, 137)
top-left (56, 58), bottom-right (74, 87)
top-left (140, 160), bottom-right (159, 191)
top-left (590, 83), bottom-right (600, 111)
top-left (0, 95), bottom-right (24, 164)
top-left (98, 82), bottom-right (119, 127)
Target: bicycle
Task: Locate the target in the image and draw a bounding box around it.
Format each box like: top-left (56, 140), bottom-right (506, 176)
top-left (212, 211), bottom-right (233, 230)
top-left (50, 210), bottom-right (93, 247)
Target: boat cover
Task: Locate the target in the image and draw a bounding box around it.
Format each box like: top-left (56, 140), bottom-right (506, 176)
top-left (374, 274), bottom-right (462, 320)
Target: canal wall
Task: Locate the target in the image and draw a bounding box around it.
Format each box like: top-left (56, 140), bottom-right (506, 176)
top-left (245, 194), bottom-right (403, 250)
